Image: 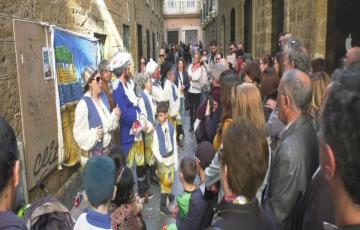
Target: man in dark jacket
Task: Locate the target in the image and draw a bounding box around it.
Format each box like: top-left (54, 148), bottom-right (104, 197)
top-left (0, 116), bottom-right (27, 230)
top-left (320, 68), bottom-right (360, 230)
top-left (211, 119), bottom-right (279, 230)
top-left (264, 69), bottom-right (319, 228)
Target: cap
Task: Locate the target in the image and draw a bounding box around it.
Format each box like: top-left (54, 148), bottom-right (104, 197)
top-left (110, 52), bottom-right (131, 72)
top-left (145, 58), bottom-right (160, 76)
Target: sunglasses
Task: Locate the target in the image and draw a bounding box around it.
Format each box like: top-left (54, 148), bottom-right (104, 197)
top-left (216, 58), bottom-right (220, 61)
top-left (159, 54), bottom-right (165, 57)
top-left (93, 76), bottom-right (103, 83)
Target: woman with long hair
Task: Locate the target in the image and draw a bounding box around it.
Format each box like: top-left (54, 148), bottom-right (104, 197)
top-left (273, 52), bottom-right (284, 80)
top-left (188, 53), bottom-right (207, 132)
top-left (174, 58), bottom-right (190, 143)
top-left (260, 68), bottom-right (279, 121)
top-left (232, 83), bottom-right (265, 130)
top-left (309, 71), bottom-right (331, 121)
top-left (213, 73), bottom-right (241, 151)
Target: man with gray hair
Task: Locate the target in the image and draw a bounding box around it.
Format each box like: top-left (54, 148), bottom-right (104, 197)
top-left (283, 39), bottom-right (310, 74)
top-left (264, 69), bottom-right (319, 228)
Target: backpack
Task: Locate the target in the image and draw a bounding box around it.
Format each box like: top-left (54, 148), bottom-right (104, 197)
top-left (24, 196), bottom-right (75, 230)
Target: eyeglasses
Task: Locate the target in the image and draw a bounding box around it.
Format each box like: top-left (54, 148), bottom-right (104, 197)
top-left (216, 58), bottom-right (220, 61)
top-left (93, 76), bottom-right (103, 83)
top-left (140, 62), bottom-right (146, 64)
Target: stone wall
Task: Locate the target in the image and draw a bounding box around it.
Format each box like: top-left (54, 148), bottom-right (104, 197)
top-left (0, 0), bottom-right (163, 208)
top-left (206, 0), bottom-right (329, 60)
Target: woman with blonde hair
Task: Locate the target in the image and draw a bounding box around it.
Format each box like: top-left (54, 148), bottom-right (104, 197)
top-left (309, 71), bottom-right (331, 121)
top-left (232, 83), bottom-right (265, 130)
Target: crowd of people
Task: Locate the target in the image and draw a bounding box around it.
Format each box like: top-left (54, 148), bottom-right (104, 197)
top-left (1, 31), bottom-right (360, 230)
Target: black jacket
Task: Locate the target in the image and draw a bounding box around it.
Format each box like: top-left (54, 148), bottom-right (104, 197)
top-left (290, 168), bottom-right (335, 230)
top-left (264, 115), bottom-right (319, 228)
top-left (174, 70), bottom-right (190, 92)
top-left (211, 199), bottom-right (280, 230)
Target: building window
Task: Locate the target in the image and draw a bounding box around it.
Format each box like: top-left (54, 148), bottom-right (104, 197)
top-left (187, 0), bottom-right (195, 8)
top-left (94, 33), bottom-right (107, 59)
top-left (230, 8), bottom-right (236, 42)
top-left (123, 24), bottom-right (130, 52)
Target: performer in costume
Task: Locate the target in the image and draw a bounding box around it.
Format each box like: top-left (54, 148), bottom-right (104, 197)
top-left (73, 66), bottom-right (120, 165)
top-left (111, 53), bottom-right (153, 200)
top-left (152, 102), bottom-right (179, 215)
top-left (137, 73), bottom-right (158, 188)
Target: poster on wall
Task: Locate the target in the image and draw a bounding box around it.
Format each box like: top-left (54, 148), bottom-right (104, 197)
top-left (42, 47), bottom-right (53, 80)
top-left (52, 28), bottom-right (99, 166)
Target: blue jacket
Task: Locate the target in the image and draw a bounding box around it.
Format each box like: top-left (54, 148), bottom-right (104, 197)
top-left (174, 70), bottom-right (190, 91)
top-left (112, 81), bottom-right (138, 156)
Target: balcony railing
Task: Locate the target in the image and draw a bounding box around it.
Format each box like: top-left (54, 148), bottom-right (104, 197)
top-left (163, 0), bottom-right (201, 15)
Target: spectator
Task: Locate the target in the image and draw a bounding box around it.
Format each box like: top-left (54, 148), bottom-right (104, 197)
top-left (283, 39), bottom-right (310, 73)
top-left (290, 83), bottom-right (335, 230)
top-left (195, 63), bottom-right (224, 144)
top-left (174, 157), bottom-right (208, 230)
top-left (208, 40), bottom-right (218, 68)
top-left (111, 164), bottom-right (145, 230)
top-left (73, 66), bottom-right (120, 165)
top-left (74, 156), bottom-right (116, 230)
top-left (309, 71), bottom-right (331, 121)
top-left (232, 83), bottom-right (265, 130)
top-left (320, 67), bottom-right (360, 229)
top-left (210, 119), bottom-right (279, 230)
top-left (344, 46), bottom-right (360, 69)
top-left (138, 56), bottom-right (147, 74)
top-left (0, 116), bottom-right (27, 229)
top-left (188, 53), bottom-right (207, 132)
top-left (273, 52), bottom-right (284, 80)
top-left (228, 42), bottom-right (237, 55)
top-left (226, 55), bottom-right (237, 71)
top-left (159, 48), bottom-right (169, 87)
top-left (264, 69), bottom-right (319, 228)
top-left (259, 54), bottom-right (274, 73)
top-left (174, 58), bottom-right (190, 138)
top-left (278, 32), bottom-right (293, 51)
top-left (133, 56), bottom-right (148, 96)
top-left (243, 63), bottom-right (262, 88)
top-left (194, 142), bottom-right (216, 228)
top-left (213, 74), bottom-right (241, 152)
top-left (260, 68), bottom-right (279, 121)
top-left (237, 42), bottom-right (245, 51)
top-left (310, 57), bottom-right (327, 73)
top-left (215, 52), bottom-right (223, 64)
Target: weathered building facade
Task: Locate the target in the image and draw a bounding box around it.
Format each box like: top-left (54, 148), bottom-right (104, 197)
top-left (164, 0), bottom-right (203, 45)
top-left (202, 0), bottom-right (360, 70)
top-left (0, 0), bottom-right (164, 208)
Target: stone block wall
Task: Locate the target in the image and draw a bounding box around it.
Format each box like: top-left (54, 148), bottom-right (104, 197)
top-left (206, 0), bottom-right (329, 60)
top-left (0, 0), bottom-right (164, 208)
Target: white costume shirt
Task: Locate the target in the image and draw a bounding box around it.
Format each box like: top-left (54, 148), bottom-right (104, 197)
top-left (73, 91), bottom-right (119, 151)
top-left (138, 89), bottom-right (157, 133)
top-left (151, 78), bottom-right (165, 102)
top-left (164, 79), bottom-right (180, 118)
top-left (152, 121), bottom-right (179, 171)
